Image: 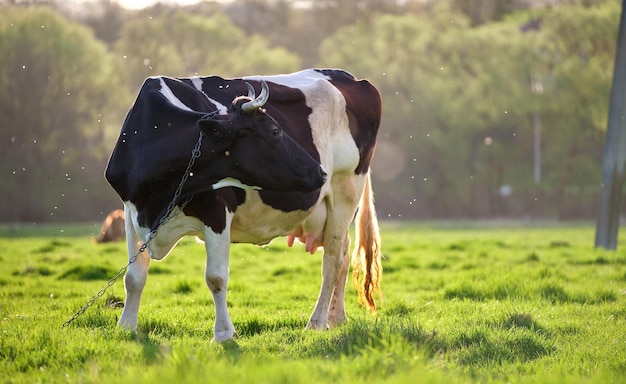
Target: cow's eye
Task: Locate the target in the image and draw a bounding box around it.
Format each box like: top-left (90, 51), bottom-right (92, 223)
top-left (271, 128), bottom-right (281, 136)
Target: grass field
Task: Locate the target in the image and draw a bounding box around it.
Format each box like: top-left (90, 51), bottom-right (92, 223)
top-left (1, 222), bottom-right (625, 383)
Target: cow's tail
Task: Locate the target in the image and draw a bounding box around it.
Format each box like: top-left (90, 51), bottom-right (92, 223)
top-left (351, 171), bottom-right (382, 312)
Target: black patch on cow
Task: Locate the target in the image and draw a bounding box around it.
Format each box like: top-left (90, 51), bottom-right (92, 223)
top-left (182, 189), bottom-right (240, 234)
top-left (256, 190), bottom-right (320, 212)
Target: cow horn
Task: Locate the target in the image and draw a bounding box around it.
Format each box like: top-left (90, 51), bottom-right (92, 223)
top-left (246, 82), bottom-right (255, 99)
top-left (241, 80), bottom-right (269, 113)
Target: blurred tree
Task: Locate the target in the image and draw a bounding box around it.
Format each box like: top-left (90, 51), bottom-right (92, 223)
top-left (426, 20), bottom-right (540, 217)
top-left (223, 0), bottom-right (405, 67)
top-left (535, 1), bottom-right (619, 218)
top-left (319, 0), bottom-right (618, 219)
top-left (78, 0), bottom-right (126, 45)
top-left (0, 6), bottom-right (124, 221)
top-left (319, 6), bottom-right (527, 217)
top-left (113, 11), bottom-right (301, 92)
top-left (225, 0), bottom-right (293, 47)
top-left (450, 0), bottom-right (515, 25)
top-left (0, 0), bottom-right (619, 222)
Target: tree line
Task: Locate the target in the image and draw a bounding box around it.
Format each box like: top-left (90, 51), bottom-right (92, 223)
top-left (0, 0), bottom-right (620, 222)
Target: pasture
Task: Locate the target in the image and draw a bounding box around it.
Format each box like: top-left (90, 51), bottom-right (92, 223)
top-left (0, 222), bottom-right (624, 383)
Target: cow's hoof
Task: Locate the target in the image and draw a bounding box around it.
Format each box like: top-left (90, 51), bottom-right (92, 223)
top-left (117, 317), bottom-right (138, 332)
top-left (305, 320), bottom-right (328, 330)
top-left (212, 329), bottom-right (237, 343)
top-left (327, 314), bottom-right (347, 328)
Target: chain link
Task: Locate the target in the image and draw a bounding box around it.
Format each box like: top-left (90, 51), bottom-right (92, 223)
top-left (62, 131), bottom-right (205, 328)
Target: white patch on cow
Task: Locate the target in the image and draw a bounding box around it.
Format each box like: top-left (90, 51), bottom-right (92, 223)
top-left (212, 177), bottom-right (260, 191)
top-left (304, 78), bottom-right (358, 173)
top-left (190, 76), bottom-right (204, 92)
top-left (206, 97), bottom-right (228, 115)
top-left (230, 191), bottom-right (314, 244)
top-left (190, 76), bottom-right (229, 115)
top-left (156, 77), bottom-right (194, 112)
top-left (243, 69), bottom-right (331, 88)
top-left (124, 201), bottom-right (204, 261)
top-left (203, 209), bottom-right (236, 342)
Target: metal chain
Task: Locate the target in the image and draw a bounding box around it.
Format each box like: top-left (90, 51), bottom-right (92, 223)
top-left (62, 131), bottom-right (205, 328)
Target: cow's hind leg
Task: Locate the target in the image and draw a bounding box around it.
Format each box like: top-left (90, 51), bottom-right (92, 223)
top-left (307, 227), bottom-right (351, 330)
top-left (204, 211), bottom-right (236, 342)
top-left (118, 209), bottom-right (150, 331)
top-left (327, 235), bottom-right (350, 327)
top-left (307, 175), bottom-right (363, 329)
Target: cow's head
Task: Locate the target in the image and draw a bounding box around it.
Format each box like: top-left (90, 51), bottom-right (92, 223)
top-left (197, 80), bottom-right (326, 192)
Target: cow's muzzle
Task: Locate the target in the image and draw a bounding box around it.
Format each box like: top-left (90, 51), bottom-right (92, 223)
top-left (309, 165), bottom-right (327, 190)
top-left (319, 166), bottom-right (328, 184)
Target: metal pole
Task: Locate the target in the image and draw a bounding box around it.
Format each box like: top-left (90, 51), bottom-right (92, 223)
top-left (595, 0), bottom-right (626, 250)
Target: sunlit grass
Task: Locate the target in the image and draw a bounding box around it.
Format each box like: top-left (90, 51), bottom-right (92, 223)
top-left (0, 222), bottom-right (624, 383)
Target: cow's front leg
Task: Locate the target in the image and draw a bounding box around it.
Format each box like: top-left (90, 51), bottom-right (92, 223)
top-left (204, 213), bottom-right (236, 342)
top-left (118, 211), bottom-right (150, 331)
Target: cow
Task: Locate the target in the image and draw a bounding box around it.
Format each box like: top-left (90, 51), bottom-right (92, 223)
top-left (93, 209), bottom-right (126, 243)
top-left (105, 68), bottom-right (382, 342)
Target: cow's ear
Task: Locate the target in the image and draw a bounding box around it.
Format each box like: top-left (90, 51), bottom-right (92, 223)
top-left (198, 119), bottom-right (233, 143)
top-left (198, 118), bottom-right (221, 136)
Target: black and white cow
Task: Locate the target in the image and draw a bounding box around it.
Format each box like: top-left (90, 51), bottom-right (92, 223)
top-left (105, 68), bottom-right (382, 342)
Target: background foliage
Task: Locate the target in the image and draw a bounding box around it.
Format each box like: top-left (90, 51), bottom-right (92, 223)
top-left (0, 0), bottom-right (621, 222)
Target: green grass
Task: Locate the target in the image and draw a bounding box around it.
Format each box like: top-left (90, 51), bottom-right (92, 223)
top-left (0, 222), bottom-right (625, 383)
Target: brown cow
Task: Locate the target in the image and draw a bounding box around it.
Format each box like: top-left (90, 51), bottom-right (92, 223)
top-left (94, 209), bottom-right (126, 243)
